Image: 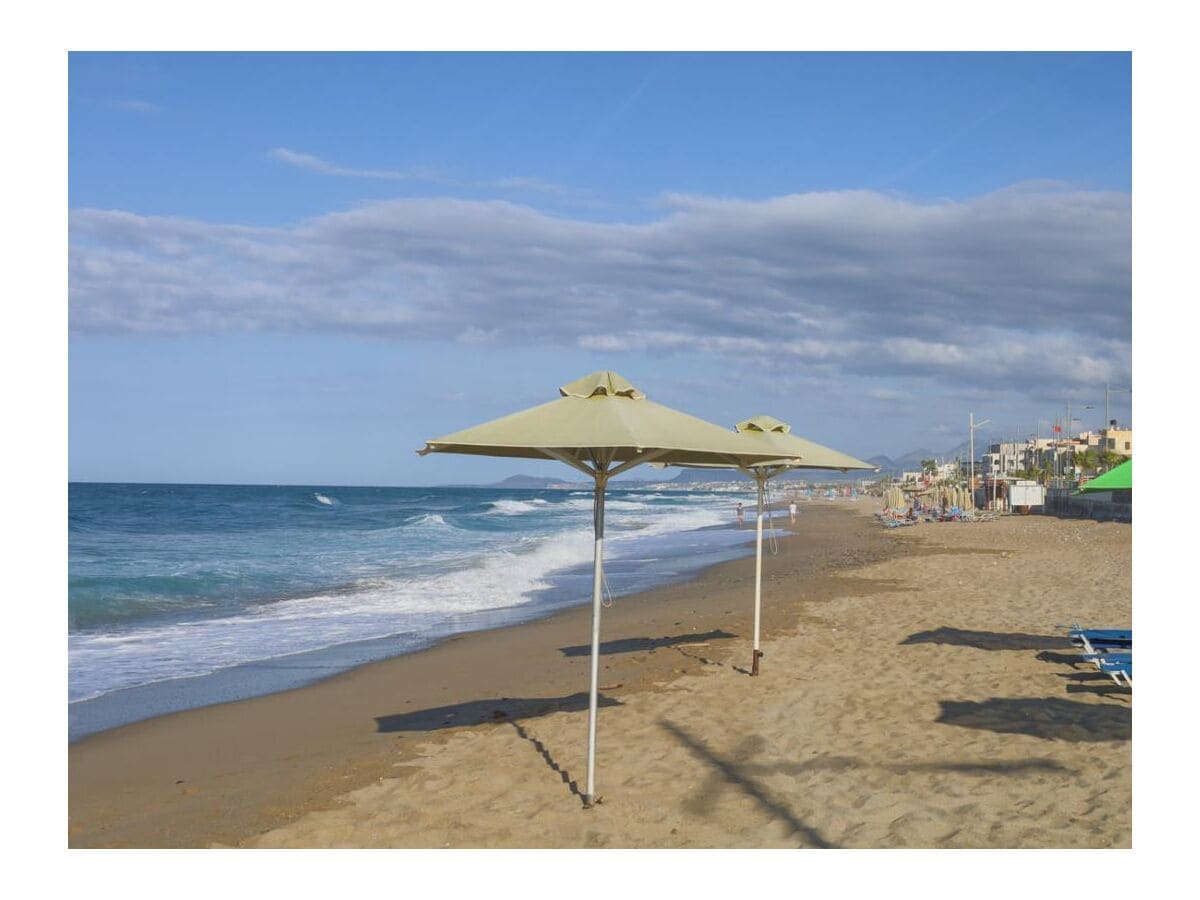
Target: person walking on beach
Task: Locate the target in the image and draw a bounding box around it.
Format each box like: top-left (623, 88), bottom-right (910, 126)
top-left (789, 500), bottom-right (798, 524)
top-left (736, 502), bottom-right (744, 525)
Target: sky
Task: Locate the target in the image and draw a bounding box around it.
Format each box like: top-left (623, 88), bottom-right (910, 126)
top-left (68, 51), bottom-right (1132, 485)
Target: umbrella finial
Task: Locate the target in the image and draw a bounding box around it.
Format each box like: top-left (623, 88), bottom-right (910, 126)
top-left (735, 415), bottom-right (791, 434)
top-left (559, 371), bottom-right (646, 400)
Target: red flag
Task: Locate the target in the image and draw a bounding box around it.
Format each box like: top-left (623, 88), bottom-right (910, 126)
top-left (1052, 425), bottom-right (1062, 433)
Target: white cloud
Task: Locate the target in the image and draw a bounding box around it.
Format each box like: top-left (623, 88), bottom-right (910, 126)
top-left (267, 148), bottom-right (584, 200)
top-left (266, 148), bottom-right (447, 182)
top-left (69, 183), bottom-right (1130, 393)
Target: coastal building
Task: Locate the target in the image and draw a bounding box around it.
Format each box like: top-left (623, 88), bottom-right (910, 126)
top-left (983, 442), bottom-right (1030, 478)
top-left (1097, 422), bottom-right (1133, 457)
top-left (976, 424), bottom-right (1133, 481)
top-left (900, 460), bottom-right (960, 486)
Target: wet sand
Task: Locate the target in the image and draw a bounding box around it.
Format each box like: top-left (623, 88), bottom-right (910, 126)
top-left (68, 502), bottom-right (1131, 848)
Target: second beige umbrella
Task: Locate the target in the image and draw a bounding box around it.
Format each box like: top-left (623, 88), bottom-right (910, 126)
top-left (666, 414), bottom-right (874, 675)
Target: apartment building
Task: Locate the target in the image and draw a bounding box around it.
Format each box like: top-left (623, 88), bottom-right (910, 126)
top-left (1097, 423), bottom-right (1133, 457)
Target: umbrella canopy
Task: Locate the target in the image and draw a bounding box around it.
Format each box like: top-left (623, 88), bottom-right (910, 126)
top-left (422, 371), bottom-right (788, 469)
top-left (663, 414), bottom-right (873, 675)
top-left (733, 414), bottom-right (874, 473)
top-left (1079, 459), bottom-right (1132, 492)
top-left (420, 371), bottom-right (788, 807)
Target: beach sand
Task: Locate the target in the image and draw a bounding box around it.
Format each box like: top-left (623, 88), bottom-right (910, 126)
top-left (69, 503), bottom-right (1131, 848)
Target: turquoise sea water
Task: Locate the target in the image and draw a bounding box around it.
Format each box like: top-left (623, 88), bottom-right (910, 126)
top-left (69, 482), bottom-right (760, 739)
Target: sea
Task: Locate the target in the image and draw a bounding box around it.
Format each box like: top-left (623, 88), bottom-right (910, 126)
top-left (68, 481), bottom-right (766, 741)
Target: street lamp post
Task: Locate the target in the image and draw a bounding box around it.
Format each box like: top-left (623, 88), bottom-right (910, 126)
top-left (1062, 402), bottom-right (1093, 480)
top-left (1056, 401), bottom-right (1095, 481)
top-left (969, 412), bottom-right (990, 510)
top-left (1105, 383), bottom-right (1131, 429)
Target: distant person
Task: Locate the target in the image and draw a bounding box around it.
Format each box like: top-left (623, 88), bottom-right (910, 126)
top-left (736, 502), bottom-right (745, 525)
top-left (789, 500), bottom-right (798, 524)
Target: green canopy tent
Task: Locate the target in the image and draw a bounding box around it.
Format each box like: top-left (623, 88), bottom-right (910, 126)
top-left (664, 414), bottom-right (874, 674)
top-left (419, 371), bottom-right (790, 807)
top-left (1079, 459), bottom-right (1132, 492)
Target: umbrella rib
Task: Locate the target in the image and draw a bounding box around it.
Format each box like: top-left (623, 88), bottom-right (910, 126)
top-left (536, 447), bottom-right (597, 478)
top-left (608, 448), bottom-right (670, 479)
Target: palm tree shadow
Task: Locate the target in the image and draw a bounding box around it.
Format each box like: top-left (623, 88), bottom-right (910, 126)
top-left (659, 718), bottom-right (836, 848)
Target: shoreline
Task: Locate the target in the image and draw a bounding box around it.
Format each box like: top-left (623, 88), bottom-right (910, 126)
top-left (68, 498), bottom-right (770, 741)
top-left (69, 502), bottom-right (893, 848)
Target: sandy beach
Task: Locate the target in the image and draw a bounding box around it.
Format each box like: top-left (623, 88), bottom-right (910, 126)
top-left (68, 502), bottom-right (1131, 848)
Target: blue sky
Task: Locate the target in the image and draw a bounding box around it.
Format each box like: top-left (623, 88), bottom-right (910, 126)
top-left (69, 52), bottom-right (1131, 485)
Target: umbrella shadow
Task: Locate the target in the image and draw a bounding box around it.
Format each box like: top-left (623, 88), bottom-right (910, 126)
top-left (935, 697), bottom-right (1131, 742)
top-left (558, 629), bottom-right (737, 658)
top-left (376, 693), bottom-right (623, 805)
top-left (658, 719), bottom-right (836, 848)
top-left (902, 627), bottom-right (1072, 651)
top-left (374, 691), bottom-right (622, 734)
top-left (506, 719), bottom-right (584, 801)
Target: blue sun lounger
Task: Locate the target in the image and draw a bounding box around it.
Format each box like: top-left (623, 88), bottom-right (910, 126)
top-left (1080, 651), bottom-right (1130, 663)
top-left (1056, 626), bottom-right (1133, 688)
top-left (1098, 655), bottom-right (1133, 687)
top-left (1065, 627), bottom-right (1131, 656)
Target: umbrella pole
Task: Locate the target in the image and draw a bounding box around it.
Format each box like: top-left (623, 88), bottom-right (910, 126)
top-left (584, 469), bottom-right (607, 808)
top-left (752, 471), bottom-right (765, 676)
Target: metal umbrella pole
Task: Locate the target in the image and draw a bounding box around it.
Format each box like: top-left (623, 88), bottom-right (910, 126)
top-left (752, 469), bottom-right (767, 675)
top-left (584, 463), bottom-right (608, 808)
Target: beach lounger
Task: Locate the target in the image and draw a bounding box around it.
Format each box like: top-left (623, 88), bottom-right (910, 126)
top-left (1080, 651), bottom-right (1131, 663)
top-left (1075, 636), bottom-right (1131, 654)
top-left (1070, 628), bottom-right (1131, 642)
top-left (1098, 655), bottom-right (1132, 687)
top-left (1081, 650), bottom-right (1132, 679)
top-left (1055, 625), bottom-right (1133, 687)
top-left (1064, 626), bottom-right (1131, 656)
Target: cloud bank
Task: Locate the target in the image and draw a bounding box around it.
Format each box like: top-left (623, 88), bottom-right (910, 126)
top-left (69, 183), bottom-right (1130, 391)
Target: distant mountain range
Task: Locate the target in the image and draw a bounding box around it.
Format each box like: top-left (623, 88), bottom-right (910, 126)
top-left (867, 435), bottom-right (1010, 475)
top-left (483, 436), bottom-right (1005, 488)
top-left (490, 474), bottom-right (579, 489)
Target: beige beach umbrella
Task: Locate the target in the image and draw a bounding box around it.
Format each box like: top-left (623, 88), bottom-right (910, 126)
top-left (664, 415), bottom-right (874, 675)
top-left (420, 371), bottom-right (788, 808)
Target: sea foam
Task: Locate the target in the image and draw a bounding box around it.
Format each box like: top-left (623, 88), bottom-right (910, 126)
top-left (69, 484), bottom-right (751, 707)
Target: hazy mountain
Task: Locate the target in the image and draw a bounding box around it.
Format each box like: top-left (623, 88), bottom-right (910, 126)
top-left (488, 474), bottom-right (579, 489)
top-left (487, 473), bottom-right (660, 488)
top-left (868, 432), bottom-right (1010, 475)
top-left (669, 467), bottom-right (869, 485)
top-left (668, 467), bottom-right (753, 484)
top-left (891, 448), bottom-right (939, 471)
